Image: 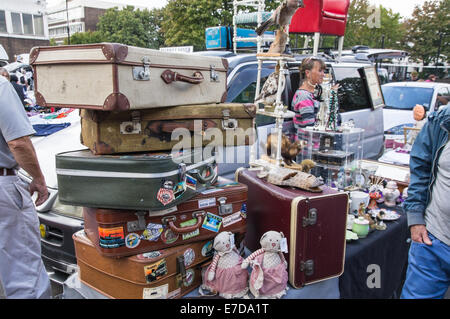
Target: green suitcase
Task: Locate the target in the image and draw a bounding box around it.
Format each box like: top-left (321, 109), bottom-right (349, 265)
top-left (56, 148), bottom-right (217, 210)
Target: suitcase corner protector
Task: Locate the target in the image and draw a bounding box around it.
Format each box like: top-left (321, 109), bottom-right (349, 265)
top-left (103, 93), bottom-right (130, 111)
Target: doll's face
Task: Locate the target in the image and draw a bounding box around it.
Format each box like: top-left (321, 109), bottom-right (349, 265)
top-left (260, 231), bottom-right (282, 251)
top-left (214, 232), bottom-right (232, 252)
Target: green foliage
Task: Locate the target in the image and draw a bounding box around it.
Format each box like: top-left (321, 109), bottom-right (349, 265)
top-left (344, 0), bottom-right (405, 49)
top-left (402, 0), bottom-right (450, 65)
top-left (65, 31), bottom-right (105, 45)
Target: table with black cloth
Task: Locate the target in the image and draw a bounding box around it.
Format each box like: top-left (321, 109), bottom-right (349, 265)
top-left (339, 205), bottom-right (410, 299)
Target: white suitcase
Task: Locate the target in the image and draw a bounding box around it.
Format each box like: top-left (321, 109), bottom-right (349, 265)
top-left (30, 43), bottom-right (228, 111)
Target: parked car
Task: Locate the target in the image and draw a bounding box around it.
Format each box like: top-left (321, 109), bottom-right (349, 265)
top-left (19, 51), bottom-right (387, 286)
top-left (382, 81), bottom-right (450, 134)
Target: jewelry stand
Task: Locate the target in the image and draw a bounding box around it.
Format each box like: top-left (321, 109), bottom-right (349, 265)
top-left (250, 53), bottom-right (296, 168)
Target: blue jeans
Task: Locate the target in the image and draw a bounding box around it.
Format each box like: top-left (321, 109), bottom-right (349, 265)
top-left (401, 232), bottom-right (450, 299)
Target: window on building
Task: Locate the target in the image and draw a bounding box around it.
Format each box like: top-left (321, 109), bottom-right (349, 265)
top-left (11, 12), bottom-right (23, 34)
top-left (0, 11), bottom-right (7, 33)
top-left (34, 15), bottom-right (44, 36)
top-left (23, 14), bottom-right (34, 35)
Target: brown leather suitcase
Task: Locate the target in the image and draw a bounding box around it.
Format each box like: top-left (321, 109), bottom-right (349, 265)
top-left (236, 168), bottom-right (348, 289)
top-left (83, 181), bottom-right (248, 258)
top-left (80, 103), bottom-right (256, 155)
top-left (30, 43), bottom-right (228, 110)
top-left (73, 230), bottom-right (219, 299)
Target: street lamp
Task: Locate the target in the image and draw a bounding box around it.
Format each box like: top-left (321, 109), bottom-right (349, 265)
top-left (66, 0), bottom-right (70, 44)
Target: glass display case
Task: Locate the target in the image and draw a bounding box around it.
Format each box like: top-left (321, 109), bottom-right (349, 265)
top-left (297, 127), bottom-right (364, 189)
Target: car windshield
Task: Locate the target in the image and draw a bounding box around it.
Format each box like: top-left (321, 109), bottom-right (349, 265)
top-left (4, 62), bottom-right (25, 72)
top-left (382, 86), bottom-right (434, 110)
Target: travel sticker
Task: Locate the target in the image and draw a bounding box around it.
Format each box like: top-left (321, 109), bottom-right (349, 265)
top-left (180, 218), bottom-right (200, 240)
top-left (202, 212), bottom-right (223, 233)
top-left (222, 212), bottom-right (243, 228)
top-left (183, 269), bottom-right (195, 287)
top-left (141, 223), bottom-right (163, 242)
top-left (161, 228), bottom-right (179, 244)
top-left (144, 259), bottom-right (168, 283)
top-left (157, 180), bottom-right (175, 206)
top-left (137, 250), bottom-right (162, 260)
top-left (125, 233), bottom-right (141, 249)
top-left (173, 181), bottom-right (187, 199)
top-left (167, 288), bottom-right (181, 299)
top-left (98, 226), bottom-right (125, 249)
top-left (183, 248), bottom-right (195, 267)
top-left (201, 241), bottom-right (214, 257)
top-left (186, 175), bottom-right (197, 190)
top-left (143, 284), bottom-right (168, 299)
top-left (198, 197), bottom-right (216, 209)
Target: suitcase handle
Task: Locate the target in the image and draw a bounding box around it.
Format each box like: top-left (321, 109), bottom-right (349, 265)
top-left (189, 163), bottom-right (217, 184)
top-left (162, 211), bottom-right (206, 234)
top-left (161, 70), bottom-right (204, 85)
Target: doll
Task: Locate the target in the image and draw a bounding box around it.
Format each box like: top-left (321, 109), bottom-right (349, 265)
top-left (201, 231), bottom-right (249, 298)
top-left (241, 231), bottom-right (288, 299)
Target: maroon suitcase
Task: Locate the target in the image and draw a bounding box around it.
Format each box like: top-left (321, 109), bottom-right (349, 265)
top-left (236, 168), bottom-right (348, 288)
top-left (83, 181), bottom-right (248, 258)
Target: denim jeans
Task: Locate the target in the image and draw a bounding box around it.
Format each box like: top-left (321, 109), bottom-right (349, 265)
top-left (401, 232), bottom-right (450, 299)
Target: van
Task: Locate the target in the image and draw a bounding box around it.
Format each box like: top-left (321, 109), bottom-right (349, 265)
top-left (0, 44), bottom-right (9, 66)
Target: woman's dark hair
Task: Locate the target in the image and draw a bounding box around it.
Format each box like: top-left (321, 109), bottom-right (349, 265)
top-left (10, 74), bottom-right (18, 82)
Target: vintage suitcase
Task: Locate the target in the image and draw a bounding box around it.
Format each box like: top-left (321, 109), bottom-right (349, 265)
top-left (73, 230), bottom-right (218, 299)
top-left (80, 103), bottom-right (256, 155)
top-left (83, 181), bottom-right (248, 258)
top-left (236, 168), bottom-right (348, 289)
top-left (56, 148), bottom-right (217, 210)
top-left (30, 43), bottom-right (228, 111)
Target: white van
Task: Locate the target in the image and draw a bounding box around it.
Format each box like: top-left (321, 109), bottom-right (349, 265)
top-left (0, 44), bottom-right (9, 66)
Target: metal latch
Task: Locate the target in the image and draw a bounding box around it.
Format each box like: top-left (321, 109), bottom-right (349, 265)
top-left (133, 56), bottom-right (151, 81)
top-left (127, 211), bottom-right (147, 232)
top-left (120, 111), bottom-right (142, 135)
top-left (176, 255), bottom-right (186, 288)
top-left (218, 197), bottom-right (233, 216)
top-left (210, 65), bottom-right (219, 82)
top-left (300, 260), bottom-right (314, 276)
top-left (221, 109), bottom-right (238, 130)
top-left (302, 208), bottom-right (317, 227)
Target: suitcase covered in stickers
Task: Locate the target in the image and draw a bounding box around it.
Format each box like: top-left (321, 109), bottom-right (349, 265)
top-left (30, 43), bottom-right (228, 111)
top-left (74, 230), bottom-right (236, 299)
top-left (80, 103), bottom-right (256, 155)
top-left (82, 180), bottom-right (248, 258)
top-left (56, 148), bottom-right (217, 211)
top-left (236, 168), bottom-right (348, 289)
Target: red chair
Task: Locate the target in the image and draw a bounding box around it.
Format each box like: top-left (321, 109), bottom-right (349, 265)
top-left (289, 0), bottom-right (350, 56)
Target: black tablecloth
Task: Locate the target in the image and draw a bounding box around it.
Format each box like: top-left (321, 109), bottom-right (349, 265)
top-left (339, 206), bottom-right (410, 299)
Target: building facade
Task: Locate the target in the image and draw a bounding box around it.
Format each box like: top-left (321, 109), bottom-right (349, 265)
top-left (0, 0), bottom-right (49, 63)
top-left (47, 0), bottom-right (146, 45)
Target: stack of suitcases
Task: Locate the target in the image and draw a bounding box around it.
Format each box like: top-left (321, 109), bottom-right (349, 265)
top-left (31, 43), bottom-right (255, 299)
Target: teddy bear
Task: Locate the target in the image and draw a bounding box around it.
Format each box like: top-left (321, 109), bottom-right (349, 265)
top-left (241, 231), bottom-right (289, 299)
top-left (201, 231), bottom-right (249, 298)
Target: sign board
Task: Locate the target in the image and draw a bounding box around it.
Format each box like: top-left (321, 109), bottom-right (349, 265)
top-left (358, 66), bottom-right (385, 109)
top-left (159, 46), bottom-right (194, 54)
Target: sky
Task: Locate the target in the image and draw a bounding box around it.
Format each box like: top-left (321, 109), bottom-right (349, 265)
top-left (45, 0), bottom-right (427, 18)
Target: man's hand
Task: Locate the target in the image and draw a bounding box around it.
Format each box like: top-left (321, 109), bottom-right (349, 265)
top-left (29, 177), bottom-right (48, 206)
top-left (410, 225), bottom-right (432, 245)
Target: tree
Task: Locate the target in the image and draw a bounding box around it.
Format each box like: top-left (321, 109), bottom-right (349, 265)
top-left (65, 31), bottom-right (105, 45)
top-left (402, 0), bottom-right (450, 65)
top-left (343, 0), bottom-right (405, 49)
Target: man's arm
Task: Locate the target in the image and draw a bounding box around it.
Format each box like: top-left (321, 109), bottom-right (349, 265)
top-left (403, 116), bottom-right (437, 245)
top-left (7, 136), bottom-right (48, 206)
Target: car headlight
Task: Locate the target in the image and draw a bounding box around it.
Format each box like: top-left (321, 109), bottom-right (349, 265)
top-left (51, 197), bottom-right (83, 219)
